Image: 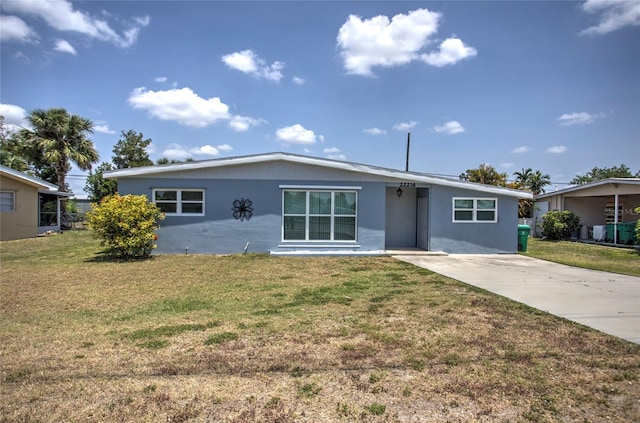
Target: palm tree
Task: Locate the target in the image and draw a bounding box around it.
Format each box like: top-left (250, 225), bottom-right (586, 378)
top-left (512, 167), bottom-right (550, 218)
top-left (21, 108), bottom-right (99, 212)
top-left (513, 168), bottom-right (533, 189)
top-left (528, 170), bottom-right (551, 195)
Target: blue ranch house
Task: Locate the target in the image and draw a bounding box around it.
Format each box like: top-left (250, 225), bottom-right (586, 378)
top-left (104, 152), bottom-right (532, 255)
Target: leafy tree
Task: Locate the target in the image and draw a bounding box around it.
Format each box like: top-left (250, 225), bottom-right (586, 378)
top-left (459, 164), bottom-right (507, 186)
top-left (156, 157), bottom-right (193, 164)
top-left (539, 210), bottom-right (580, 240)
top-left (85, 162), bottom-right (118, 202)
top-left (570, 165), bottom-right (639, 185)
top-left (112, 130), bottom-right (153, 169)
top-left (19, 108), bottom-right (99, 208)
top-left (156, 157), bottom-right (178, 165)
top-left (86, 194), bottom-right (165, 258)
top-left (85, 129), bottom-right (155, 202)
top-left (0, 116), bottom-right (29, 172)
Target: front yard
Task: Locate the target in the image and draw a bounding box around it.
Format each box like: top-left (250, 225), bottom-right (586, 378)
top-left (523, 237), bottom-right (640, 276)
top-left (1, 230), bottom-right (638, 422)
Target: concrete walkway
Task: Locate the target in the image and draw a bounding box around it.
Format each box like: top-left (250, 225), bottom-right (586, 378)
top-left (393, 254), bottom-right (640, 344)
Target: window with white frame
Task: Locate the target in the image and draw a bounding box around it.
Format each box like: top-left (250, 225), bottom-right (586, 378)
top-left (0, 191), bottom-right (15, 212)
top-left (283, 190), bottom-right (357, 241)
top-left (153, 189), bottom-right (204, 215)
top-left (453, 198), bottom-right (497, 222)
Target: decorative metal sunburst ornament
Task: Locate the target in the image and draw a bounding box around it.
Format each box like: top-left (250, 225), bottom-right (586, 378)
top-left (232, 198), bottom-right (254, 221)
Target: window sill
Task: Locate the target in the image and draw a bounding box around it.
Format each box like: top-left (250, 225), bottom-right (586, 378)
top-left (278, 243), bottom-right (361, 248)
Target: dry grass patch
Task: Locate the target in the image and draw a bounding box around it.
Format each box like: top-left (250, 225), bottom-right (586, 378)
top-left (1, 230), bottom-right (639, 422)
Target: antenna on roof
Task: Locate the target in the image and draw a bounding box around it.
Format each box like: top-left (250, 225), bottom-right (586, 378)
top-left (405, 132), bottom-right (411, 172)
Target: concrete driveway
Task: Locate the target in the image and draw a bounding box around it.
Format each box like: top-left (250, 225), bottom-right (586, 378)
top-left (394, 254), bottom-right (640, 344)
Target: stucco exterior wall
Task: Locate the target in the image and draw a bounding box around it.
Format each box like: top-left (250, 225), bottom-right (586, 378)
top-left (428, 185), bottom-right (519, 254)
top-left (118, 178), bottom-right (386, 254)
top-left (118, 176), bottom-right (522, 255)
top-left (0, 177), bottom-right (39, 241)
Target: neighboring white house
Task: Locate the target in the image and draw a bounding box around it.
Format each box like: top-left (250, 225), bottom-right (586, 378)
top-left (534, 178), bottom-right (640, 244)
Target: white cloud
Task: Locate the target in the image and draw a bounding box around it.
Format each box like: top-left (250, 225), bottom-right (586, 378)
top-left (511, 146), bottom-right (532, 154)
top-left (222, 50), bottom-right (258, 73)
top-left (275, 124), bottom-right (319, 145)
top-left (393, 121), bottom-right (418, 131)
top-left (363, 127), bottom-right (387, 135)
top-left (54, 39), bottom-right (76, 55)
top-left (336, 8), bottom-right (476, 76)
top-left (0, 15), bottom-right (39, 43)
top-left (190, 145), bottom-right (220, 156)
top-left (1, 0), bottom-right (150, 47)
top-left (146, 142), bottom-right (156, 155)
top-left (228, 115), bottom-right (267, 132)
top-left (292, 76), bottom-right (305, 85)
top-left (221, 49), bottom-right (284, 82)
top-left (557, 112), bottom-right (605, 125)
top-left (433, 120), bottom-right (465, 134)
top-left (161, 143), bottom-right (230, 160)
top-left (0, 103), bottom-right (28, 131)
top-left (13, 51), bottom-right (31, 63)
top-left (155, 76), bottom-right (168, 82)
top-left (324, 148), bottom-right (346, 160)
top-left (420, 38), bottom-right (477, 67)
top-left (500, 162), bottom-right (515, 169)
top-left (581, 0), bottom-right (640, 35)
top-left (128, 87), bottom-right (230, 128)
top-left (546, 145), bottom-right (567, 154)
top-left (337, 9), bottom-right (440, 76)
top-left (94, 122), bottom-right (115, 134)
top-left (162, 144), bottom-right (192, 160)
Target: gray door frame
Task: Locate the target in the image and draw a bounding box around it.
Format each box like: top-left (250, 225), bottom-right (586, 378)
top-left (416, 188), bottom-right (429, 250)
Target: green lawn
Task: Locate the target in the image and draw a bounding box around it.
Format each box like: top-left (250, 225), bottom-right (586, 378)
top-left (1, 230), bottom-right (639, 422)
top-left (523, 237), bottom-right (640, 276)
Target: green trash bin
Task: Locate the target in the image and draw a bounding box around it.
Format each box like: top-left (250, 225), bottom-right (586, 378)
top-left (518, 224), bottom-right (531, 252)
top-left (618, 222), bottom-right (637, 245)
top-left (605, 223), bottom-right (616, 243)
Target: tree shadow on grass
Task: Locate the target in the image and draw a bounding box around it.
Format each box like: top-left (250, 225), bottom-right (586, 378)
top-left (84, 249), bottom-right (156, 263)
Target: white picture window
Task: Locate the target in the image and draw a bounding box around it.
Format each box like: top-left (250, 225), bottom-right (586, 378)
top-left (453, 198), bottom-right (497, 223)
top-left (153, 189), bottom-right (204, 216)
top-left (283, 190), bottom-right (357, 241)
top-left (0, 191), bottom-right (15, 212)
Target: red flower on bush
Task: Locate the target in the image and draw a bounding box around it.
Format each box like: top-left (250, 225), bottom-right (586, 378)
top-left (153, 234), bottom-right (158, 241)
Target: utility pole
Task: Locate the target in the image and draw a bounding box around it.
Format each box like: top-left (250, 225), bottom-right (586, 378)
top-left (405, 132), bottom-right (411, 172)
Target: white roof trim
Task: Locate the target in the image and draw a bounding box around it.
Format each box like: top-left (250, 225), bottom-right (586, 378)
top-left (104, 152), bottom-right (532, 199)
top-left (0, 164), bottom-right (60, 191)
top-left (535, 178), bottom-right (640, 199)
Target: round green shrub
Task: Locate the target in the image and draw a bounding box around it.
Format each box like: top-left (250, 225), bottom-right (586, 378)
top-left (539, 210), bottom-right (580, 240)
top-left (87, 194), bottom-right (165, 258)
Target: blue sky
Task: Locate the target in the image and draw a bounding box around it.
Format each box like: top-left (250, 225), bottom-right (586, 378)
top-left (1, 0), bottom-right (639, 196)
